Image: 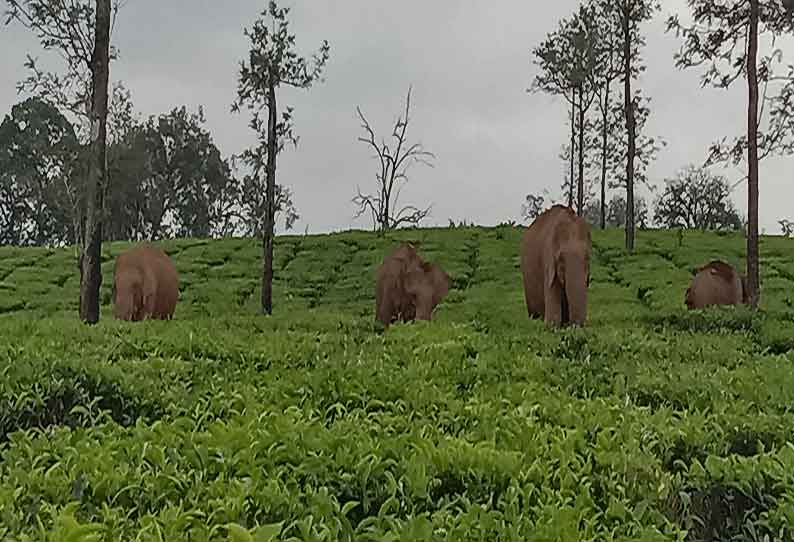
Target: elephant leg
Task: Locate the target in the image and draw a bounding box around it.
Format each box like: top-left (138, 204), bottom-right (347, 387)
top-left (543, 281), bottom-right (563, 327)
top-left (376, 296), bottom-right (394, 326)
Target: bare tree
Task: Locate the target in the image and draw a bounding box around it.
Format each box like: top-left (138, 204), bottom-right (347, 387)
top-left (353, 86), bottom-right (435, 233)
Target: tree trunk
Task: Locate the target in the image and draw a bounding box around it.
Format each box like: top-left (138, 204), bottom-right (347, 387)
top-left (622, 0), bottom-right (636, 252)
top-left (262, 83), bottom-right (277, 315)
top-left (79, 0), bottom-right (111, 324)
top-left (577, 85), bottom-right (585, 216)
top-left (746, 0), bottom-right (760, 308)
top-left (569, 87), bottom-right (576, 209)
top-left (599, 82), bottom-right (610, 229)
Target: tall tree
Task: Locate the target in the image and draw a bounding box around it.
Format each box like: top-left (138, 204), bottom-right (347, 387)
top-left (80, 0), bottom-right (111, 323)
top-left (570, 4), bottom-right (600, 216)
top-left (352, 86), bottom-right (436, 233)
top-left (610, 0), bottom-right (660, 251)
top-left (667, 0), bottom-right (794, 309)
top-left (590, 0), bottom-right (626, 229)
top-left (532, 7), bottom-right (600, 214)
top-left (5, 0), bottom-right (119, 323)
top-left (531, 14), bottom-right (583, 209)
top-left (232, 0), bottom-right (330, 315)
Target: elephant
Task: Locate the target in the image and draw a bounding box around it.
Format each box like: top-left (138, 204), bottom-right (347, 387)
top-left (112, 243), bottom-right (179, 321)
top-left (685, 260), bottom-right (748, 309)
top-left (520, 204), bottom-right (592, 327)
top-left (375, 242), bottom-right (451, 327)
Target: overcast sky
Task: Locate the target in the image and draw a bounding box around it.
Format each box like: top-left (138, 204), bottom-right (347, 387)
top-left (1, 1), bottom-right (792, 234)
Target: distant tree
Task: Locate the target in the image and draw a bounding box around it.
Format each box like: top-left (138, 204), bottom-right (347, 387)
top-left (5, 0), bottom-right (119, 323)
top-left (0, 97), bottom-right (80, 245)
top-left (607, 194), bottom-right (649, 229)
top-left (521, 193), bottom-right (546, 222)
top-left (119, 106), bottom-right (238, 239)
top-left (667, 0), bottom-right (794, 308)
top-left (353, 86), bottom-right (435, 233)
top-left (780, 218), bottom-right (794, 237)
top-left (234, 160), bottom-right (299, 237)
top-left (603, 89), bottom-right (665, 195)
top-left (653, 165), bottom-right (743, 231)
top-left (583, 198), bottom-right (602, 226)
top-left (531, 5), bottom-right (600, 215)
top-left (232, 0), bottom-right (330, 315)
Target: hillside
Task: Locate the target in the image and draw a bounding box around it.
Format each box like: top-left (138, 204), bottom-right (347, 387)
top-left (1, 226), bottom-right (794, 540)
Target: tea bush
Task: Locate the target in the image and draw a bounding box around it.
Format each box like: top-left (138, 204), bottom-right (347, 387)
top-left (0, 226), bottom-right (792, 540)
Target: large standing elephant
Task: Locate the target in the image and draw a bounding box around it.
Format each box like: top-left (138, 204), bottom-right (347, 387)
top-left (520, 205), bottom-right (592, 327)
top-left (375, 242), bottom-right (451, 327)
top-left (685, 260), bottom-right (748, 309)
top-left (113, 243), bottom-right (179, 321)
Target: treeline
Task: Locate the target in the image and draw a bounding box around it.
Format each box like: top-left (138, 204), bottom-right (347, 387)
top-left (0, 92), bottom-right (298, 247)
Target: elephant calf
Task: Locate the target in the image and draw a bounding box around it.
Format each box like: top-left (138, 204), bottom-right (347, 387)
top-left (520, 204), bottom-right (592, 327)
top-left (375, 242), bottom-right (451, 328)
top-left (685, 260), bottom-right (748, 309)
top-left (113, 243), bottom-right (179, 321)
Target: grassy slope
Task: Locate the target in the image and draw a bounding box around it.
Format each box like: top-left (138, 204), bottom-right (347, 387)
top-left (0, 226), bottom-right (793, 540)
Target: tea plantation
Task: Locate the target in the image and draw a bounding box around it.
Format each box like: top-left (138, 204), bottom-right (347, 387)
top-left (1, 225), bottom-right (794, 541)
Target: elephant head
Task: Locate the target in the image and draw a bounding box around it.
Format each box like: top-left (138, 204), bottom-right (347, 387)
top-left (404, 261), bottom-right (451, 321)
top-left (549, 241), bottom-right (590, 326)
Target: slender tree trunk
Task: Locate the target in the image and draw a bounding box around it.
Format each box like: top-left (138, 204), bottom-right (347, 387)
top-left (79, 0), bottom-right (111, 324)
top-left (622, 1), bottom-right (636, 252)
top-left (262, 83), bottom-right (277, 315)
top-left (599, 82), bottom-right (610, 229)
top-left (746, 0), bottom-right (760, 308)
top-left (577, 85), bottom-right (585, 216)
top-left (569, 87), bottom-right (576, 209)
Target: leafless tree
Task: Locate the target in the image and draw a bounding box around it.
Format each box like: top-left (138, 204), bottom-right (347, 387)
top-left (353, 86), bottom-right (435, 233)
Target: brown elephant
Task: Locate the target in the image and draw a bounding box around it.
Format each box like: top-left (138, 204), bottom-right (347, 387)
top-left (685, 260), bottom-right (748, 309)
top-left (375, 242), bottom-right (451, 327)
top-left (112, 243), bottom-right (179, 321)
top-left (520, 204), bottom-right (592, 327)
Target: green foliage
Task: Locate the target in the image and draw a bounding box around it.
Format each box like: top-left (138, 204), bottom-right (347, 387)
top-left (1, 226), bottom-right (794, 540)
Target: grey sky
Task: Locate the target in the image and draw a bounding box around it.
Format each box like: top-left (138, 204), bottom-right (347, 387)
top-left (1, 1), bottom-right (791, 235)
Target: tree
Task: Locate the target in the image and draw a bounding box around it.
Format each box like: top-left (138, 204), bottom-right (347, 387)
top-left (531, 6), bottom-right (600, 215)
top-left (667, 0), bottom-right (794, 309)
top-left (232, 0), bottom-right (329, 315)
top-left (780, 219), bottom-right (794, 237)
top-left (521, 193), bottom-right (546, 222)
top-left (614, 0), bottom-right (661, 252)
top-left (353, 86), bottom-right (436, 233)
top-left (124, 106), bottom-right (239, 239)
top-left (653, 165), bottom-right (743, 231)
top-left (602, 90), bottom-right (664, 193)
top-left (5, 0), bottom-right (118, 323)
top-left (590, 0), bottom-right (631, 229)
top-left (236, 171), bottom-right (298, 237)
top-left (0, 97), bottom-right (81, 246)
top-left (607, 194), bottom-right (650, 229)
